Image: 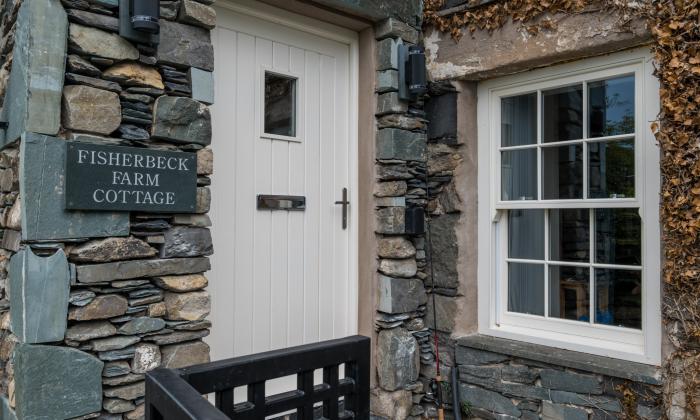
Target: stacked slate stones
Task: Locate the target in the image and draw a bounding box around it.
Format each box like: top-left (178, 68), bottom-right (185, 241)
top-left (371, 18), bottom-right (452, 420)
top-left (0, 0), bottom-right (217, 419)
top-left (455, 337), bottom-right (663, 419)
top-left (0, 0), bottom-right (25, 415)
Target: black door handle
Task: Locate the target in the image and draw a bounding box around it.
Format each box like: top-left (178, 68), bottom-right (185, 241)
top-left (334, 188), bottom-right (349, 230)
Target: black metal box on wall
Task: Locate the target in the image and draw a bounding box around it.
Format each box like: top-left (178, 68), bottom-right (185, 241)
top-left (405, 207), bottom-right (425, 235)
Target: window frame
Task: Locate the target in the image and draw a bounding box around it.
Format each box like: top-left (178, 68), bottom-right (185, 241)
top-left (477, 48), bottom-right (661, 365)
top-left (259, 66), bottom-right (304, 143)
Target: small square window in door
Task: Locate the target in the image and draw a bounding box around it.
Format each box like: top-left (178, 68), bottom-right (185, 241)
top-left (264, 72), bottom-right (297, 137)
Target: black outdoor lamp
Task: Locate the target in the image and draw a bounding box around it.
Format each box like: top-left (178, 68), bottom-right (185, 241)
top-left (399, 44), bottom-right (428, 101)
top-left (119, 0), bottom-right (160, 46)
top-left (130, 0), bottom-right (160, 34)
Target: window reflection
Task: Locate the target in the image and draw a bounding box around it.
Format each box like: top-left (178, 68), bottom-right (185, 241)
top-left (264, 72), bottom-right (297, 137)
top-left (589, 139), bottom-right (635, 199)
top-left (508, 210), bottom-right (544, 260)
top-left (501, 93), bottom-right (537, 147)
top-left (589, 76), bottom-right (635, 137)
top-left (543, 85), bottom-right (583, 142)
top-left (501, 149), bottom-right (537, 201)
top-left (595, 208), bottom-right (641, 266)
top-left (549, 266), bottom-right (590, 323)
top-left (549, 209), bottom-right (589, 262)
top-left (542, 145), bottom-right (583, 199)
top-left (595, 269), bottom-right (642, 329)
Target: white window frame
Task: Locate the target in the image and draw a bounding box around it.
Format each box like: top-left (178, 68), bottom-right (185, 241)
top-left (258, 66), bottom-right (304, 143)
top-left (477, 48), bottom-right (661, 365)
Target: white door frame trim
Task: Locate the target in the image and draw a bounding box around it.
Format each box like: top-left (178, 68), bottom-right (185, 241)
top-left (214, 0), bottom-right (361, 337)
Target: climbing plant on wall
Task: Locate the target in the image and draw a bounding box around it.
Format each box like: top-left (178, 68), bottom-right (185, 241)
top-left (425, 0), bottom-right (700, 416)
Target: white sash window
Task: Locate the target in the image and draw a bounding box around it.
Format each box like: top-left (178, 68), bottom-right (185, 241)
top-left (477, 48), bottom-right (661, 364)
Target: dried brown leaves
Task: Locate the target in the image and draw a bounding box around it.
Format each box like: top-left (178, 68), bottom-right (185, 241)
top-left (424, 0), bottom-right (590, 41)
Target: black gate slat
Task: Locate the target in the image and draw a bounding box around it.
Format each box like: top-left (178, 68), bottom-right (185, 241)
top-left (215, 389), bottom-right (235, 417)
top-left (297, 370), bottom-right (316, 420)
top-left (248, 381), bottom-right (266, 419)
top-left (323, 365), bottom-right (339, 419)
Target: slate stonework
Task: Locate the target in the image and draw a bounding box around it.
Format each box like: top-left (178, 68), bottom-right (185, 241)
top-left (0, 0), bottom-right (217, 418)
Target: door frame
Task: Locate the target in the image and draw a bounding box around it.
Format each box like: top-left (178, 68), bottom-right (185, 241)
top-left (213, 0), bottom-right (361, 342)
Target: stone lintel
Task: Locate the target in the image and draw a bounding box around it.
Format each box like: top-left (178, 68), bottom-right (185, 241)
top-left (310, 0), bottom-right (422, 26)
top-left (456, 334), bottom-right (661, 385)
top-left (425, 10), bottom-right (652, 81)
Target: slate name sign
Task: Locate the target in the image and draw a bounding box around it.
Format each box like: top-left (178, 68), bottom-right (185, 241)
top-left (65, 142), bottom-right (197, 213)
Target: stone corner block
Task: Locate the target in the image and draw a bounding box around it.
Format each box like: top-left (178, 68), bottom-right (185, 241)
top-left (14, 344), bottom-right (103, 419)
top-left (376, 206), bottom-right (405, 235)
top-left (377, 275), bottom-right (427, 314)
top-left (4, 0), bottom-right (68, 145)
top-left (179, 0), bottom-right (217, 30)
top-left (161, 340), bottom-right (210, 368)
top-left (376, 38), bottom-right (400, 71)
top-left (19, 133), bottom-right (130, 240)
top-left (157, 20), bottom-right (214, 71)
top-left (376, 328), bottom-right (419, 391)
top-left (376, 70), bottom-right (399, 93)
top-left (426, 293), bottom-right (457, 333)
top-left (160, 226), bottom-right (213, 258)
top-left (376, 92), bottom-right (407, 116)
top-left (152, 96), bottom-right (212, 146)
top-left (375, 18), bottom-right (419, 44)
top-left (10, 248), bottom-right (70, 343)
top-left (376, 129), bottom-right (426, 162)
top-left (189, 68), bottom-right (215, 105)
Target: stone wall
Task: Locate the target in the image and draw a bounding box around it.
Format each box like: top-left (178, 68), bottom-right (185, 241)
top-left (419, 2), bottom-right (668, 420)
top-left (456, 337), bottom-right (662, 419)
top-left (0, 0), bottom-right (216, 418)
top-left (370, 18), bottom-right (437, 420)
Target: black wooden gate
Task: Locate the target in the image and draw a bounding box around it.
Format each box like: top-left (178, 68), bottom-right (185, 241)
top-left (145, 335), bottom-right (370, 420)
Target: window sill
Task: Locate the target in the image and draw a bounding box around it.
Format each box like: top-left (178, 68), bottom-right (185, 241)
top-left (455, 334), bottom-right (662, 385)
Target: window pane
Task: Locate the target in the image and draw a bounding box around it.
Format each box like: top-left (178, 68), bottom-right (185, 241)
top-left (589, 75), bottom-right (635, 138)
top-left (543, 85), bottom-right (583, 142)
top-left (589, 138), bottom-right (635, 199)
top-left (542, 145), bottom-right (583, 199)
top-left (265, 72), bottom-right (296, 137)
top-left (595, 208), bottom-right (641, 266)
top-left (595, 269), bottom-right (642, 329)
top-left (549, 266), bottom-right (590, 322)
top-left (549, 209), bottom-right (589, 262)
top-left (501, 93), bottom-right (537, 147)
top-left (508, 263), bottom-right (544, 316)
top-left (508, 209), bottom-right (544, 260)
top-left (501, 149), bottom-right (537, 201)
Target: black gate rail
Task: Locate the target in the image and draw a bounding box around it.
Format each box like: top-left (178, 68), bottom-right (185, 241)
top-left (145, 335), bottom-right (371, 420)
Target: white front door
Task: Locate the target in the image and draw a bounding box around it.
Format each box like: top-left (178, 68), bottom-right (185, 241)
top-left (209, 1), bottom-right (358, 365)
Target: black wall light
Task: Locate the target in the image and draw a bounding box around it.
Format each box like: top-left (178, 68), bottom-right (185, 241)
top-left (399, 44), bottom-right (428, 101)
top-left (119, 0), bottom-right (160, 46)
